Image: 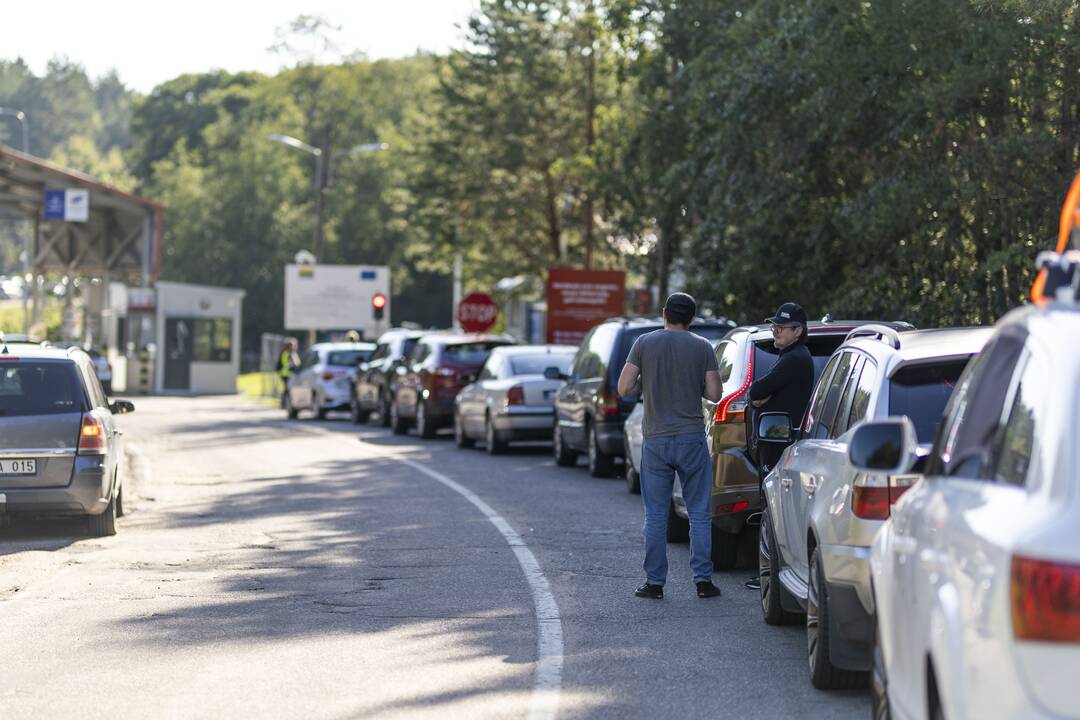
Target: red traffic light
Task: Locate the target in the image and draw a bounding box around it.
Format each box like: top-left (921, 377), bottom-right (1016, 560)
top-left (372, 293), bottom-right (387, 309)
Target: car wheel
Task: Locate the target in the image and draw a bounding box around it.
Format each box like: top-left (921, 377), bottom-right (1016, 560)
top-left (454, 411), bottom-right (475, 449)
top-left (390, 401), bottom-right (408, 435)
top-left (285, 391), bottom-right (299, 420)
top-left (485, 414), bottom-right (507, 455)
top-left (807, 546), bottom-right (867, 689)
top-left (587, 421), bottom-right (615, 478)
top-left (553, 423), bottom-right (577, 467)
top-left (115, 482), bottom-right (125, 518)
top-left (87, 493), bottom-right (117, 537)
top-left (666, 499), bottom-right (689, 543)
top-left (0, 515), bottom-right (12, 530)
top-left (624, 438), bottom-right (641, 494)
top-left (759, 507), bottom-right (801, 625)
top-left (379, 393), bottom-right (392, 428)
top-left (315, 394), bottom-right (328, 420)
top-left (416, 401), bottom-right (436, 439)
top-left (350, 396), bottom-right (370, 425)
top-left (871, 615), bottom-right (891, 720)
top-left (711, 525), bottom-right (739, 570)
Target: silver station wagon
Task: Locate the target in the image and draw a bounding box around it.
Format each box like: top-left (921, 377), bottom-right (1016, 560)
top-left (0, 339), bottom-right (134, 536)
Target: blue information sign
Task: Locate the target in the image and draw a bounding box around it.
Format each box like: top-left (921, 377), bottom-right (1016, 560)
top-left (44, 189), bottom-right (65, 220)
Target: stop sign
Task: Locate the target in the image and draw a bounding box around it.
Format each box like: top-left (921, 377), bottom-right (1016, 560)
top-left (457, 292), bottom-right (499, 333)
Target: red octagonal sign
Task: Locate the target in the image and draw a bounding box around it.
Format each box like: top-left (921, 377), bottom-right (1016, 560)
top-left (457, 292), bottom-right (499, 333)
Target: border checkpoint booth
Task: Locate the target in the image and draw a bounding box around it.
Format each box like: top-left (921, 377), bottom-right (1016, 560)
top-left (0, 145), bottom-right (244, 395)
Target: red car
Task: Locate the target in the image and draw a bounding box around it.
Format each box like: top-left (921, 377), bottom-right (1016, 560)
top-left (390, 333), bottom-right (515, 438)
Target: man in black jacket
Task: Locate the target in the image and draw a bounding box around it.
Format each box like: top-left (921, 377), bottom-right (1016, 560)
top-left (745, 302), bottom-right (814, 591)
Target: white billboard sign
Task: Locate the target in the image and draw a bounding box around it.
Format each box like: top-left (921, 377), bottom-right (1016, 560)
top-left (284, 264), bottom-right (391, 335)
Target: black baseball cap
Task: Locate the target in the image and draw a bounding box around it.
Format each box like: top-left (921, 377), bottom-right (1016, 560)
top-left (664, 292), bottom-right (697, 317)
top-left (765, 302), bottom-right (807, 326)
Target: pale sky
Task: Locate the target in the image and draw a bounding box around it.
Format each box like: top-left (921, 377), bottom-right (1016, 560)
top-left (3, 1), bottom-right (480, 92)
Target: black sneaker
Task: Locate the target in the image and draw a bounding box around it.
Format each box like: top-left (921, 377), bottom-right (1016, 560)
top-left (634, 582), bottom-right (664, 600)
top-left (744, 575), bottom-right (761, 591)
top-left (696, 580), bottom-right (722, 598)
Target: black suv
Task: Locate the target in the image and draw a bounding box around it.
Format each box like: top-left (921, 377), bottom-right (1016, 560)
top-left (351, 329), bottom-right (427, 426)
top-left (552, 316), bottom-right (736, 477)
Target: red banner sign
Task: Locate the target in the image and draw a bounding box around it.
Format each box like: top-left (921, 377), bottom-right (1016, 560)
top-left (546, 268), bottom-right (626, 345)
top-left (457, 292), bottom-right (499, 333)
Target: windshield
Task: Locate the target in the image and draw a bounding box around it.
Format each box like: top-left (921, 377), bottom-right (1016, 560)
top-left (510, 353), bottom-right (573, 376)
top-left (0, 361), bottom-right (87, 417)
top-left (327, 350), bottom-right (372, 367)
top-left (889, 359), bottom-right (969, 443)
top-left (443, 341), bottom-right (510, 365)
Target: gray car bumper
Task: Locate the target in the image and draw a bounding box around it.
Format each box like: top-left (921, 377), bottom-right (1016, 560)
top-left (0, 457), bottom-right (110, 516)
top-left (492, 408), bottom-right (555, 440)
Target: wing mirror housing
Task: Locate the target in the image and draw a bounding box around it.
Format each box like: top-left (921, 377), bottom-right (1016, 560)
top-left (109, 399), bottom-right (135, 414)
top-left (543, 366), bottom-right (567, 381)
top-left (756, 412), bottom-right (792, 443)
top-left (848, 418), bottom-right (918, 474)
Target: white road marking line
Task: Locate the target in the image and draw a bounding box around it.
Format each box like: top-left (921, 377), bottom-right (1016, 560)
top-left (369, 448), bottom-right (564, 720)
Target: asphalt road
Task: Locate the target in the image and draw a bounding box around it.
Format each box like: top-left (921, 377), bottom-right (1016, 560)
top-left (0, 396), bottom-right (866, 719)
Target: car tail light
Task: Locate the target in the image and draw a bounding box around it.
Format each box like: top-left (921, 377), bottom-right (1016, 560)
top-left (507, 385), bottom-right (525, 406)
top-left (78, 414), bottom-right (107, 455)
top-left (852, 473), bottom-right (916, 520)
top-left (1011, 555), bottom-right (1080, 643)
top-left (322, 371), bottom-right (335, 381)
top-left (714, 351), bottom-right (754, 424)
top-left (717, 501), bottom-right (750, 514)
top-left (600, 388), bottom-right (619, 415)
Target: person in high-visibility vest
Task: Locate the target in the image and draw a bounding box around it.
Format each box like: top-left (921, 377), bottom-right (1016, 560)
top-left (279, 338), bottom-right (300, 408)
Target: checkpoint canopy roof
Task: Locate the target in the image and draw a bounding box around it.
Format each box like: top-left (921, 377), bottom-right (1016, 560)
top-left (0, 145), bottom-right (162, 282)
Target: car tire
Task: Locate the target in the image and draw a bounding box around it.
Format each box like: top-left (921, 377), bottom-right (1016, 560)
top-left (390, 401), bottom-right (408, 435)
top-left (454, 411), bottom-right (475, 449)
top-left (315, 394), bottom-right (327, 420)
top-left (416, 401), bottom-right (436, 439)
top-left (0, 515), bottom-right (11, 530)
top-left (553, 423), bottom-right (577, 467)
top-left (587, 421), bottom-right (615, 478)
top-left (711, 525), bottom-right (739, 570)
top-left (115, 482), bottom-right (125, 518)
top-left (666, 499), bottom-right (690, 543)
top-left (379, 394), bottom-right (392, 428)
top-left (871, 614), bottom-right (891, 720)
top-left (350, 396), bottom-right (370, 425)
top-left (285, 392), bottom-right (299, 420)
top-left (807, 546), bottom-right (867, 690)
top-left (759, 507), bottom-right (801, 625)
top-left (88, 493), bottom-right (117, 537)
top-left (485, 414), bottom-right (508, 455)
top-left (624, 438), bottom-right (641, 494)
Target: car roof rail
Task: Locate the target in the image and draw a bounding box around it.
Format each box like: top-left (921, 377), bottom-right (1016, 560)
top-left (844, 324), bottom-right (903, 349)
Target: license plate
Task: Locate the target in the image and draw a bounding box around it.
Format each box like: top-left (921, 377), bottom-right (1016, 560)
top-left (0, 459), bottom-right (36, 475)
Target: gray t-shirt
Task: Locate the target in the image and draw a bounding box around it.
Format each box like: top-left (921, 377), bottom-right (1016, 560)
top-left (626, 329), bottom-right (719, 438)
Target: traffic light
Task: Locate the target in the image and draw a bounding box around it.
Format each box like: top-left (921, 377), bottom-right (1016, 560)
top-left (372, 292), bottom-right (387, 321)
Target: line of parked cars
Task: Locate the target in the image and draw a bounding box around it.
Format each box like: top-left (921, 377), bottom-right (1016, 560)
top-left (287, 262), bottom-right (1078, 719)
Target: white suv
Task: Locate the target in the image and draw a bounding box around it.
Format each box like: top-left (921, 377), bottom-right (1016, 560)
top-left (855, 299), bottom-right (1080, 719)
top-left (757, 325), bottom-right (991, 690)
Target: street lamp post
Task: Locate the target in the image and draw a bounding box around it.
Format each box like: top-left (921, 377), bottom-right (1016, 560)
top-left (0, 107), bottom-right (29, 153)
top-left (268, 133), bottom-right (388, 344)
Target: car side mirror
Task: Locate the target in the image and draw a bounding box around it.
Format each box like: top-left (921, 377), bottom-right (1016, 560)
top-left (757, 412), bottom-right (792, 443)
top-left (848, 418), bottom-right (918, 474)
top-left (543, 367), bottom-right (567, 381)
top-left (110, 399), bottom-right (135, 414)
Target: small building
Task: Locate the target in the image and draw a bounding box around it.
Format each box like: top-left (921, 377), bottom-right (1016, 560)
top-left (153, 281), bottom-right (245, 395)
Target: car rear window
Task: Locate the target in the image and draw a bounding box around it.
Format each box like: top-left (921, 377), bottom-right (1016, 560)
top-left (611, 324), bottom-right (731, 385)
top-left (889, 359), bottom-right (969, 443)
top-left (443, 342), bottom-right (510, 365)
top-left (510, 353), bottom-right (573, 376)
top-left (754, 334), bottom-right (846, 383)
top-left (327, 350), bottom-right (372, 367)
top-left (0, 361), bottom-right (87, 416)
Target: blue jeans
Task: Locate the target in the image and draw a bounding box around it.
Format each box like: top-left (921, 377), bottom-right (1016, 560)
top-left (640, 432), bottom-right (713, 585)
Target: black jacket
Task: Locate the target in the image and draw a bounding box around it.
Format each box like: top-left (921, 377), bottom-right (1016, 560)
top-left (748, 339), bottom-right (814, 430)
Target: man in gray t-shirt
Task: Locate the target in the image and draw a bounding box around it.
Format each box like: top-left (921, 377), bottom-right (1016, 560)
top-left (618, 292), bottom-right (724, 600)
